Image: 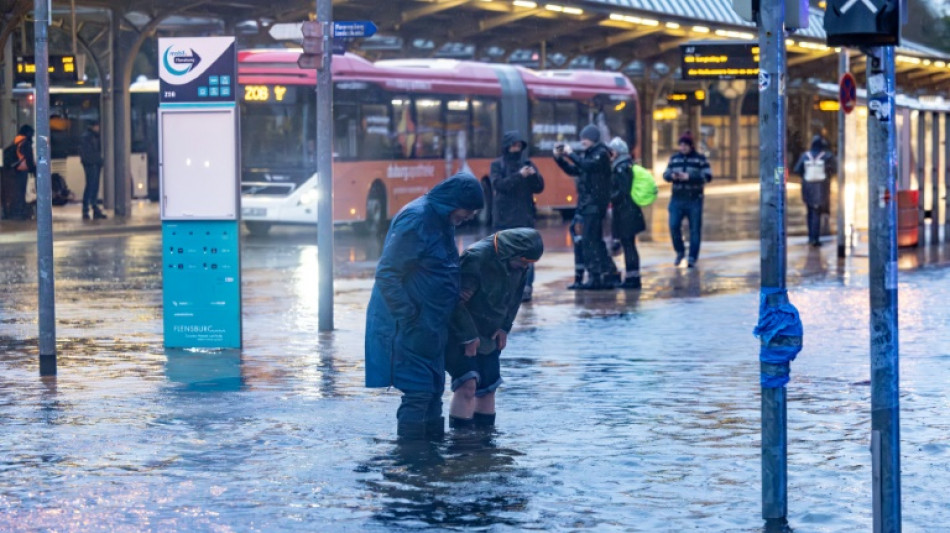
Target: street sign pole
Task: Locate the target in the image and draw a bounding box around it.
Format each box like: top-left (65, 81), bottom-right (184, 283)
top-left (759, 0), bottom-right (788, 525)
top-left (837, 51), bottom-right (849, 258)
top-left (865, 44), bottom-right (901, 533)
top-left (316, 0), bottom-right (334, 332)
top-left (34, 0), bottom-right (57, 377)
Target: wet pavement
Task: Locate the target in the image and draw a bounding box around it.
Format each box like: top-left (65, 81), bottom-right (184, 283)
top-left (2, 198), bottom-right (950, 532)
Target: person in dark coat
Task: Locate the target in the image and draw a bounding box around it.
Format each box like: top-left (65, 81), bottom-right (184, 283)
top-left (365, 171), bottom-right (484, 440)
top-left (663, 131), bottom-right (712, 267)
top-left (445, 228), bottom-right (544, 429)
top-left (553, 124), bottom-right (618, 290)
top-left (607, 137), bottom-right (646, 289)
top-left (80, 120), bottom-right (107, 220)
top-left (490, 130), bottom-right (544, 301)
top-left (793, 135), bottom-right (837, 247)
top-left (10, 124), bottom-right (37, 220)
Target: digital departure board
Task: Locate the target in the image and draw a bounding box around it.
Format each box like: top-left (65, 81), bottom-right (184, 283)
top-left (680, 42), bottom-right (759, 80)
top-left (15, 55), bottom-right (78, 83)
top-left (242, 84), bottom-right (297, 104)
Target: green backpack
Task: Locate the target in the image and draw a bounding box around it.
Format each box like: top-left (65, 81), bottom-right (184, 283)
top-left (630, 164), bottom-right (658, 207)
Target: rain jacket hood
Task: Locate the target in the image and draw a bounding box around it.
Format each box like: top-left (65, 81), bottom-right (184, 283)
top-left (426, 171), bottom-right (484, 218)
top-left (493, 227), bottom-right (544, 262)
top-left (501, 131), bottom-right (528, 156)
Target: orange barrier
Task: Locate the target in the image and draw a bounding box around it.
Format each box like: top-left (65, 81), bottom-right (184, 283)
top-left (897, 190), bottom-right (919, 248)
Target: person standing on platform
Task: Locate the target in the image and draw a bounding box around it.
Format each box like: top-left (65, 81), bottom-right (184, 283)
top-left (364, 172), bottom-right (484, 441)
top-left (445, 228), bottom-right (543, 430)
top-left (793, 135), bottom-right (837, 247)
top-left (80, 120), bottom-right (107, 220)
top-left (8, 125), bottom-right (36, 220)
top-left (662, 131), bottom-right (712, 267)
top-left (554, 124), bottom-right (617, 290)
top-left (489, 131), bottom-right (545, 302)
top-left (607, 137), bottom-right (646, 289)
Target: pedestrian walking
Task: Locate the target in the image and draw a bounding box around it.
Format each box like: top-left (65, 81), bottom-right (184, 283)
top-left (365, 171), bottom-right (484, 441)
top-left (489, 130), bottom-right (545, 301)
top-left (446, 228), bottom-right (544, 430)
top-left (5, 125), bottom-right (37, 220)
top-left (80, 120), bottom-right (107, 220)
top-left (554, 124), bottom-right (618, 290)
top-left (662, 131), bottom-right (712, 267)
top-left (792, 135), bottom-right (837, 247)
top-left (607, 137), bottom-right (646, 289)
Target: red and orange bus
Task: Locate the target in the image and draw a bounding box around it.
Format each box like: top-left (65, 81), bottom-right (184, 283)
top-left (237, 49), bottom-right (639, 235)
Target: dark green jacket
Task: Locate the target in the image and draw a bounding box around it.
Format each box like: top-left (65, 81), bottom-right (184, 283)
top-left (449, 229), bottom-right (543, 354)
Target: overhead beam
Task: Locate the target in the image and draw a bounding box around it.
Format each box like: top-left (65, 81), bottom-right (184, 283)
top-left (787, 51), bottom-right (833, 67)
top-left (400, 0), bottom-right (472, 26)
top-left (450, 7), bottom-right (543, 40)
top-left (574, 26), bottom-right (662, 55)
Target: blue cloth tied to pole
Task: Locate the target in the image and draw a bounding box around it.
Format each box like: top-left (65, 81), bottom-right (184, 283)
top-left (753, 287), bottom-right (803, 388)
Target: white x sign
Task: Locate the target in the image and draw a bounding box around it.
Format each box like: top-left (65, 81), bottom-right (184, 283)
top-left (840, 0), bottom-right (880, 14)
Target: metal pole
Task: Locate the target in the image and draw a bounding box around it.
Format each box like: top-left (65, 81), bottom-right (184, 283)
top-left (945, 114), bottom-right (950, 243)
top-left (758, 0), bottom-right (787, 527)
top-left (316, 0), bottom-right (334, 331)
top-left (865, 45), bottom-right (901, 533)
top-left (931, 112), bottom-right (940, 245)
top-left (837, 50), bottom-right (849, 258)
top-left (916, 111), bottom-right (925, 244)
top-left (34, 0), bottom-right (57, 376)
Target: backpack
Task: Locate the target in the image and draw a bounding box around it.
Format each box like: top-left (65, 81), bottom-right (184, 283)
top-left (630, 164), bottom-right (658, 207)
top-left (803, 152), bottom-right (827, 182)
top-left (3, 142), bottom-right (19, 169)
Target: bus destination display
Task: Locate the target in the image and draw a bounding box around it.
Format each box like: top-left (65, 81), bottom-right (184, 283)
top-left (242, 85), bottom-right (296, 104)
top-left (15, 55), bottom-right (78, 84)
top-left (680, 42), bottom-right (759, 80)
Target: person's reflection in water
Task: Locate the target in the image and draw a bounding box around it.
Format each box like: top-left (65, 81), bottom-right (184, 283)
top-left (360, 430), bottom-right (532, 529)
top-left (803, 244), bottom-right (827, 279)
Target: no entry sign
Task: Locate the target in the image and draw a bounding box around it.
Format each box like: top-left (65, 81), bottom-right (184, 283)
top-left (839, 72), bottom-right (858, 114)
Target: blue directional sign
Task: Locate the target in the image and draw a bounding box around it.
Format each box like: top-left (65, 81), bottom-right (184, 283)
top-left (333, 20), bottom-right (377, 39)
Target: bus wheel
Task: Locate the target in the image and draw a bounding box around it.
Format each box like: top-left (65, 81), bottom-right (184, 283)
top-left (477, 178), bottom-right (492, 227)
top-left (245, 221), bottom-right (272, 236)
top-left (361, 182), bottom-right (387, 236)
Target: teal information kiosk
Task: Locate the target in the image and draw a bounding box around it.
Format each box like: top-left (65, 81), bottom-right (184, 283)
top-left (158, 37), bottom-right (241, 349)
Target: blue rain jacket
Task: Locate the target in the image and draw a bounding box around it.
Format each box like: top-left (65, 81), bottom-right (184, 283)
top-left (365, 172), bottom-right (484, 392)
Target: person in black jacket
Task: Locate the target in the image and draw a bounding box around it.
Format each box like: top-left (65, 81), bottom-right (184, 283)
top-left (554, 124), bottom-right (617, 290)
top-left (80, 120), bottom-right (107, 220)
top-left (662, 131), bottom-right (712, 267)
top-left (490, 131), bottom-right (545, 301)
top-left (607, 137), bottom-right (646, 289)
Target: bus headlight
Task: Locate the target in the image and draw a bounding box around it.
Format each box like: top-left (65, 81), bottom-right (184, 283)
top-left (298, 188), bottom-right (319, 206)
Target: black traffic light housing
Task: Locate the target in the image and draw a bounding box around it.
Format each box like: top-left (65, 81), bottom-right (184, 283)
top-left (824, 0), bottom-right (901, 47)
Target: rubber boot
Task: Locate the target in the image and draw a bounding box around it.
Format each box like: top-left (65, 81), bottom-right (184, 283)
top-left (620, 273), bottom-right (641, 289)
top-left (473, 412), bottom-right (496, 427)
top-left (567, 270), bottom-right (584, 290)
top-left (449, 416), bottom-right (475, 430)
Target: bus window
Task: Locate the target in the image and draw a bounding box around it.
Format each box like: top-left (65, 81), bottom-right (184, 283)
top-left (445, 98), bottom-right (470, 162)
top-left (531, 99), bottom-right (578, 153)
top-left (471, 98), bottom-right (498, 158)
top-left (414, 97), bottom-right (443, 159)
top-left (392, 97), bottom-right (413, 159)
top-left (590, 95), bottom-right (636, 150)
top-left (360, 103), bottom-right (393, 160)
top-left (241, 85), bottom-right (314, 169)
top-left (334, 102), bottom-right (359, 160)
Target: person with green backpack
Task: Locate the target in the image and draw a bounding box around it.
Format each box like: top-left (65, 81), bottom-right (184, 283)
top-left (607, 137), bottom-right (651, 289)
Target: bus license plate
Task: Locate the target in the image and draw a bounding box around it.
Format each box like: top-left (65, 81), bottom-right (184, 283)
top-left (242, 207), bottom-right (267, 217)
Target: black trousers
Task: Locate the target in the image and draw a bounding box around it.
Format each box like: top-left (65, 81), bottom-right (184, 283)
top-left (82, 163), bottom-right (102, 213)
top-left (806, 205), bottom-right (821, 243)
top-left (11, 171), bottom-right (29, 219)
top-left (619, 237), bottom-right (640, 274)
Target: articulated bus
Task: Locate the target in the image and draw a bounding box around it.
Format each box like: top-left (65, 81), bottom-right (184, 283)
top-left (238, 50), bottom-right (639, 235)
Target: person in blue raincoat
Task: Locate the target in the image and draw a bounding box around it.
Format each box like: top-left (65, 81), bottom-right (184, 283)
top-left (365, 171), bottom-right (484, 440)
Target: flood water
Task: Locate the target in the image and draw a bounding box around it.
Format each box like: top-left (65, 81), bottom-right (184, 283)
top-left (1, 229), bottom-right (949, 532)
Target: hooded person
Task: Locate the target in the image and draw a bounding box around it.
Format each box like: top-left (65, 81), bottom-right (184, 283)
top-left (662, 131), bottom-right (712, 267)
top-left (365, 171), bottom-right (484, 440)
top-left (793, 135), bottom-right (837, 246)
top-left (444, 227), bottom-right (545, 429)
top-left (489, 130), bottom-right (545, 301)
top-left (607, 137), bottom-right (646, 289)
top-left (8, 124), bottom-right (37, 220)
top-left (553, 124), bottom-right (618, 289)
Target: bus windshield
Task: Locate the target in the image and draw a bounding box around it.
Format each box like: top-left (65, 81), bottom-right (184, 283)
top-left (240, 84), bottom-right (314, 170)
